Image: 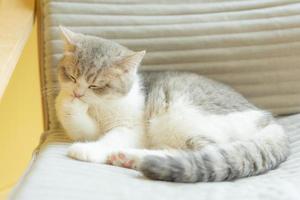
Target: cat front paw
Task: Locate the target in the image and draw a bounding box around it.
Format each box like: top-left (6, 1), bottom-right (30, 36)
top-left (61, 98), bottom-right (89, 116)
top-left (69, 98), bottom-right (89, 113)
top-left (68, 142), bottom-right (107, 163)
top-left (107, 151), bottom-right (141, 169)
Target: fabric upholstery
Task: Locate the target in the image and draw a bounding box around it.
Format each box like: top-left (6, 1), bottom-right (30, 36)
top-left (39, 0), bottom-right (300, 130)
top-left (10, 114), bottom-right (300, 200)
top-left (9, 1), bottom-right (300, 199)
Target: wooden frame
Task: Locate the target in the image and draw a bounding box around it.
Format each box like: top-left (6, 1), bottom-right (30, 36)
top-left (37, 0), bottom-right (49, 131)
top-left (0, 0), bottom-right (36, 100)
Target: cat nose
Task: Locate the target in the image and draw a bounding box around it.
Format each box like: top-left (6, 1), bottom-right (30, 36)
top-left (73, 91), bottom-right (84, 98)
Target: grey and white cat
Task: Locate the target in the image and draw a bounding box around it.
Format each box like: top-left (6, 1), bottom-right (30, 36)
top-left (55, 26), bottom-right (289, 183)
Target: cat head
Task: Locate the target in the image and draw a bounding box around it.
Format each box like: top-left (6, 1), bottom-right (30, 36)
top-left (57, 26), bottom-right (145, 104)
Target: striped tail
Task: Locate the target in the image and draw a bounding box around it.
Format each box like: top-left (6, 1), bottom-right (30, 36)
top-left (139, 124), bottom-right (289, 182)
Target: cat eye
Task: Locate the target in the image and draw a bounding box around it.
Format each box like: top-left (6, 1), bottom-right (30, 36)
top-left (88, 85), bottom-right (100, 89)
top-left (88, 84), bottom-right (110, 90)
top-left (68, 75), bottom-right (76, 83)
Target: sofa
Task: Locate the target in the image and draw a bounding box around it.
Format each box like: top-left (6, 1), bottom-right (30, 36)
top-left (10, 0), bottom-right (300, 199)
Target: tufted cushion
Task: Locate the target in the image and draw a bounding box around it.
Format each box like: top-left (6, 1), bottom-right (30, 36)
top-left (9, 114), bottom-right (300, 200)
top-left (38, 0), bottom-right (300, 131)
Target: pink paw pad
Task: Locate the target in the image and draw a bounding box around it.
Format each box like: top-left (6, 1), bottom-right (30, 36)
top-left (107, 152), bottom-right (137, 169)
top-left (118, 153), bottom-right (126, 160)
top-left (122, 160), bottom-right (134, 168)
top-left (107, 155), bottom-right (117, 164)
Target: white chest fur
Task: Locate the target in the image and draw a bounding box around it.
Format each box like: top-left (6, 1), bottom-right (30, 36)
top-left (90, 82), bottom-right (145, 135)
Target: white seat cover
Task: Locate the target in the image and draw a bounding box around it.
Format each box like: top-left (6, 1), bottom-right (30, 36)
top-left (10, 114), bottom-right (300, 200)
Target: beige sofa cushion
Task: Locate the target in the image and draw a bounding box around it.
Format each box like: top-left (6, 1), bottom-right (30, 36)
top-left (39, 0), bottom-right (300, 130)
top-left (10, 114), bottom-right (300, 200)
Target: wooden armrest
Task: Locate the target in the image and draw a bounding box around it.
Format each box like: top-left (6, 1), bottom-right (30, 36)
top-left (0, 0), bottom-right (35, 100)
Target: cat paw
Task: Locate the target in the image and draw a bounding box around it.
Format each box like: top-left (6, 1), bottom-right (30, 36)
top-left (107, 151), bottom-right (140, 169)
top-left (63, 98), bottom-right (88, 115)
top-left (186, 136), bottom-right (212, 150)
top-left (70, 98), bottom-right (89, 112)
top-left (68, 143), bottom-right (106, 163)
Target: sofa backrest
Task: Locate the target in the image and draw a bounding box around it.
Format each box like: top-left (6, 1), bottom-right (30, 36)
top-left (38, 0), bottom-right (300, 131)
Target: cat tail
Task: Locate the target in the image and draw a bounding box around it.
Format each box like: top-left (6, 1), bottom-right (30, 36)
top-left (139, 123), bottom-right (289, 183)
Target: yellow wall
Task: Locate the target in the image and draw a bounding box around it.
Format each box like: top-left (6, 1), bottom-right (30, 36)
top-left (0, 24), bottom-right (43, 199)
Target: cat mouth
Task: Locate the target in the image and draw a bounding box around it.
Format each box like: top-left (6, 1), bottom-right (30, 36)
top-left (71, 96), bottom-right (87, 103)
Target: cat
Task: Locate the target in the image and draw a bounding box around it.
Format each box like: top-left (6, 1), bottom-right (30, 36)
top-left (55, 26), bottom-right (289, 183)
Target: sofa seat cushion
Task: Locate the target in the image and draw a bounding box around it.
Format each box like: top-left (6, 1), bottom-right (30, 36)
top-left (10, 113), bottom-right (300, 200)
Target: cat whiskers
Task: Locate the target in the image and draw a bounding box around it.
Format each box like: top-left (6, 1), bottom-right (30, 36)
top-left (42, 85), bottom-right (63, 96)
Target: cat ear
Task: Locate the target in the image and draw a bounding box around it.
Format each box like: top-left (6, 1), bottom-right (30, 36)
top-left (117, 50), bottom-right (146, 73)
top-left (59, 26), bottom-right (76, 52)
